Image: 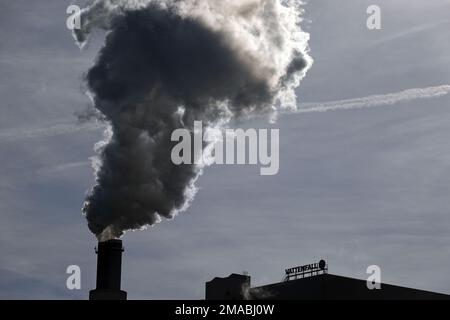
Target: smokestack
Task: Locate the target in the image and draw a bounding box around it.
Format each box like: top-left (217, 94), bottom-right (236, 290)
top-left (89, 239), bottom-right (127, 300)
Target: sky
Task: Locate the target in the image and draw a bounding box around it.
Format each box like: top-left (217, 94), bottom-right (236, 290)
top-left (1, 0), bottom-right (450, 299)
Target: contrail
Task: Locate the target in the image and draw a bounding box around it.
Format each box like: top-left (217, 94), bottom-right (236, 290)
top-left (36, 161), bottom-right (90, 176)
top-left (0, 121), bottom-right (104, 143)
top-left (1, 85), bottom-right (449, 144)
top-left (369, 19), bottom-right (450, 47)
top-left (296, 85), bottom-right (450, 114)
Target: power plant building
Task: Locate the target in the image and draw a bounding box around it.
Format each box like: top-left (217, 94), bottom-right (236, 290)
top-left (205, 260), bottom-right (450, 300)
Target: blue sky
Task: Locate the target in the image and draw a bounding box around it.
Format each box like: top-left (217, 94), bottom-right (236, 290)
top-left (1, 0), bottom-right (450, 299)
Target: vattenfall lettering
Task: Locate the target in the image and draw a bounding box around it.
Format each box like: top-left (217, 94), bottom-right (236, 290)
top-left (285, 263), bottom-right (319, 275)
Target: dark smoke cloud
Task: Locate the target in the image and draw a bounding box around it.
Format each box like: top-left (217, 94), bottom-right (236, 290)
top-left (76, 0), bottom-right (312, 240)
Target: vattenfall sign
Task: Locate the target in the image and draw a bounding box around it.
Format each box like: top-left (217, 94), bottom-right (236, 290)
top-left (285, 260), bottom-right (326, 276)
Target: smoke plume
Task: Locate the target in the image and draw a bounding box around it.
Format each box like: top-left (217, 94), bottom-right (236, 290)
top-left (75, 0), bottom-right (312, 241)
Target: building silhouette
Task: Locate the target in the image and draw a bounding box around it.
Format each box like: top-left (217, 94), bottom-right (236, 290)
top-left (205, 260), bottom-right (450, 300)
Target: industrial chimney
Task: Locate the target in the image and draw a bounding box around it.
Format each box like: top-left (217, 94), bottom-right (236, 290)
top-left (89, 239), bottom-right (127, 300)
